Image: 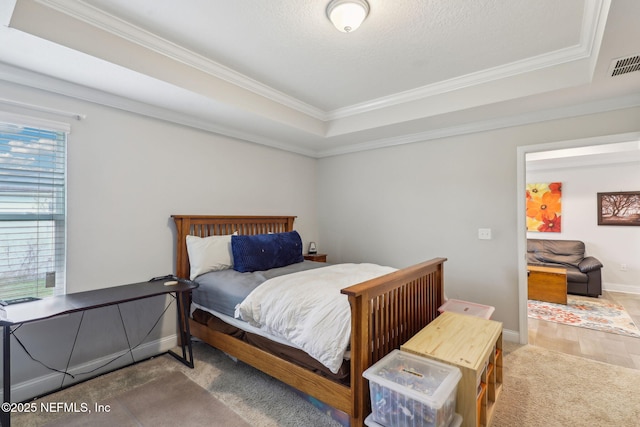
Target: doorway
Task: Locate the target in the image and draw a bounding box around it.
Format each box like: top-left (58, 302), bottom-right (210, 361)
top-left (516, 131), bottom-right (640, 346)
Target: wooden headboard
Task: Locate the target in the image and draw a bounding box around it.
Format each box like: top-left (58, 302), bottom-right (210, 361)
top-left (172, 215), bottom-right (296, 279)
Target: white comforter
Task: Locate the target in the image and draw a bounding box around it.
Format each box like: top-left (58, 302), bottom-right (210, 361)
top-left (234, 263), bottom-right (396, 374)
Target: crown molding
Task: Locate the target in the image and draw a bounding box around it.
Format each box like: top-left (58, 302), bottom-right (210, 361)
top-left (0, 0), bottom-right (17, 26)
top-left (35, 0), bottom-right (608, 124)
top-left (317, 93), bottom-right (640, 158)
top-left (3, 58), bottom-right (637, 161)
top-left (35, 0), bottom-right (328, 121)
top-left (326, 44), bottom-right (589, 120)
top-left (327, 0), bottom-right (608, 120)
top-left (0, 96), bottom-right (84, 121)
top-left (3, 0), bottom-right (624, 160)
top-left (0, 61), bottom-right (319, 158)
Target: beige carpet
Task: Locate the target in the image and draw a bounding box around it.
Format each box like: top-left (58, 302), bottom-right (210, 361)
top-left (12, 341), bottom-right (343, 427)
top-left (493, 342), bottom-right (640, 426)
top-left (13, 341), bottom-right (640, 427)
top-left (44, 371), bottom-right (250, 427)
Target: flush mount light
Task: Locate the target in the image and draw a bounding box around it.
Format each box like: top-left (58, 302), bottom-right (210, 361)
top-left (326, 0), bottom-right (370, 33)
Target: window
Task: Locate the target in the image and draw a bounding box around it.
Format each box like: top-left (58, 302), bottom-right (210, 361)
top-left (0, 119), bottom-right (67, 301)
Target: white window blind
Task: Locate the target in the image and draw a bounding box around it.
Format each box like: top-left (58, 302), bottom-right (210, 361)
top-left (0, 121), bottom-right (67, 301)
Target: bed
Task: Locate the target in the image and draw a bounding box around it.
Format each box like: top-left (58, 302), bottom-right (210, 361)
top-left (172, 215), bottom-right (446, 427)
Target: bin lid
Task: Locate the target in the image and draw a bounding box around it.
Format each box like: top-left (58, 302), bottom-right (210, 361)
top-left (365, 413), bottom-right (461, 427)
top-left (363, 350), bottom-right (461, 407)
top-left (438, 298), bottom-right (495, 319)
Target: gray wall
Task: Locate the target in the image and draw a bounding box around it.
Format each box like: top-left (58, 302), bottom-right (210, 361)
top-left (317, 107), bottom-right (640, 337)
top-left (3, 75), bottom-right (639, 400)
top-left (0, 80), bottom-right (319, 401)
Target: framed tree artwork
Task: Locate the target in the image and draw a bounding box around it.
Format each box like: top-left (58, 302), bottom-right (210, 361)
top-left (597, 191), bottom-right (640, 226)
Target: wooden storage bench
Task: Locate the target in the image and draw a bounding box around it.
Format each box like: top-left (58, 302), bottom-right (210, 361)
top-left (401, 311), bottom-right (503, 427)
top-left (527, 265), bottom-right (567, 304)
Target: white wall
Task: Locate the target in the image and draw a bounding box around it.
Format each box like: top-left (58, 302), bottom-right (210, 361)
top-left (317, 107), bottom-right (640, 339)
top-left (0, 80), bottom-right (318, 401)
top-left (526, 161), bottom-right (640, 291)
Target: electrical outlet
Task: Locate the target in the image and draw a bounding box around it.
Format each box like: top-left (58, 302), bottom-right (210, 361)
top-left (620, 263), bottom-right (628, 271)
top-left (478, 228), bottom-right (492, 240)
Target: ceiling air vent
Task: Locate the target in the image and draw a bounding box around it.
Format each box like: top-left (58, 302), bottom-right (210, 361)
top-left (610, 54), bottom-right (640, 77)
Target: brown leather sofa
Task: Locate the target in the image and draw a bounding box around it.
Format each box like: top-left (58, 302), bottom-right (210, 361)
top-left (527, 239), bottom-right (603, 297)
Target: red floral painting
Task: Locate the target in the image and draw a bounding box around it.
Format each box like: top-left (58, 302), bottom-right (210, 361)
top-left (526, 182), bottom-right (562, 232)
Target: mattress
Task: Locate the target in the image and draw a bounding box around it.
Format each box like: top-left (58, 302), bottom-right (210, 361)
top-left (190, 260), bottom-right (351, 382)
top-left (191, 260), bottom-right (327, 317)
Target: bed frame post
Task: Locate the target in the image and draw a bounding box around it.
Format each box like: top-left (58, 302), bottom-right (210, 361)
top-left (342, 257), bottom-right (447, 426)
top-left (173, 216), bottom-right (190, 279)
top-left (348, 291), bottom-right (369, 427)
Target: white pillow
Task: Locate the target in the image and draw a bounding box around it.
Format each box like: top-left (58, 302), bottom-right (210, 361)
top-left (186, 233), bottom-right (236, 280)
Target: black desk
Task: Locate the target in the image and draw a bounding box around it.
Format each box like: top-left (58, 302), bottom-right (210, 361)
top-left (0, 280), bottom-right (197, 427)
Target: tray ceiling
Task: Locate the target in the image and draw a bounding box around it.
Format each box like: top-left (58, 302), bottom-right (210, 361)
top-left (1, 0), bottom-right (640, 157)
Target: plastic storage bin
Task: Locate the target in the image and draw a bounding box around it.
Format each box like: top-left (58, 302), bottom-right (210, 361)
top-left (363, 350), bottom-right (462, 427)
top-left (365, 413), bottom-right (462, 427)
top-left (438, 299), bottom-right (495, 319)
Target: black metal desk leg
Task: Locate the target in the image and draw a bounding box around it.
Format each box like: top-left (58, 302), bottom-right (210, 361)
top-left (183, 294), bottom-right (194, 367)
top-left (168, 292), bottom-right (194, 368)
top-left (2, 326), bottom-right (11, 427)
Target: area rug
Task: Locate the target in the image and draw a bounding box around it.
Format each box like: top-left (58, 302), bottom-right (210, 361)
top-left (528, 295), bottom-right (640, 338)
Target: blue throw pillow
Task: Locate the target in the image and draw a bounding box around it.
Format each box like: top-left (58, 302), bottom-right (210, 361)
top-left (232, 231), bottom-right (304, 273)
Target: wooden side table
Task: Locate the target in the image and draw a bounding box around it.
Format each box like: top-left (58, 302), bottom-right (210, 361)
top-left (401, 311), bottom-right (503, 427)
top-left (527, 265), bottom-right (567, 304)
top-left (303, 253), bottom-right (327, 262)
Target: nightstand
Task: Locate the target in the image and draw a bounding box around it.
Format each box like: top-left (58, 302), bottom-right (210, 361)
top-left (304, 253), bottom-right (327, 262)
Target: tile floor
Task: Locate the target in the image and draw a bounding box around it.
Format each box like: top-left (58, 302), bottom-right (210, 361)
top-left (527, 290), bottom-right (640, 370)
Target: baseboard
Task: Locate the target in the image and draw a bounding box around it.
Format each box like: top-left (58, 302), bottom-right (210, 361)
top-left (603, 282), bottom-right (640, 295)
top-left (4, 334), bottom-right (177, 403)
top-left (502, 328), bottom-right (520, 343)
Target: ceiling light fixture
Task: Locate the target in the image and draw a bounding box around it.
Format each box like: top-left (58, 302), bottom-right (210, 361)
top-left (326, 0), bottom-right (370, 33)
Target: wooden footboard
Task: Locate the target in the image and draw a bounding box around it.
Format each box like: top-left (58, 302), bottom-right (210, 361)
top-left (342, 257), bottom-right (445, 425)
top-left (172, 215), bottom-right (445, 427)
